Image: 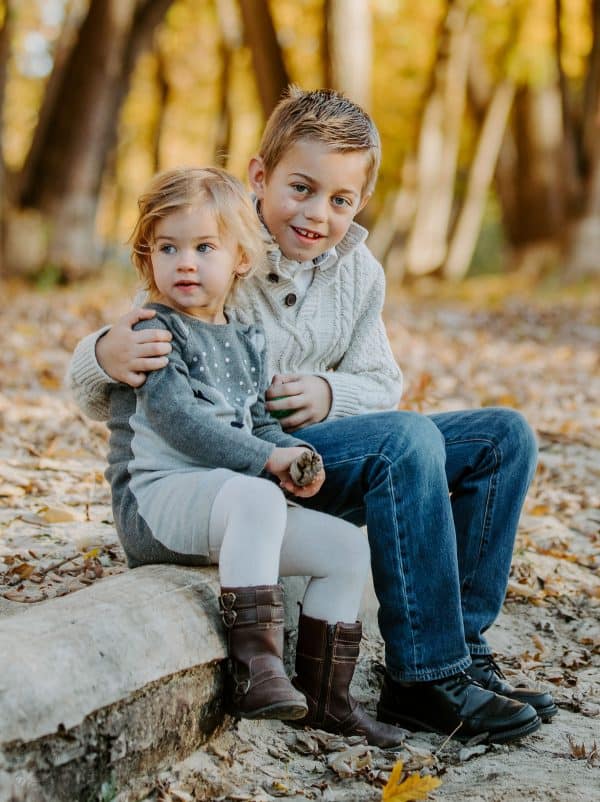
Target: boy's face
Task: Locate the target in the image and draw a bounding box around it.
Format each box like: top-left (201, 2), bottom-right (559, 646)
top-left (248, 139), bottom-right (371, 262)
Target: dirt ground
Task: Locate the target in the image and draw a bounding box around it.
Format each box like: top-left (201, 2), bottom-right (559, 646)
top-left (0, 274), bottom-right (598, 801)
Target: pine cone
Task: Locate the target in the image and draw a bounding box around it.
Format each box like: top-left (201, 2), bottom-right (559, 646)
top-left (289, 451), bottom-right (323, 487)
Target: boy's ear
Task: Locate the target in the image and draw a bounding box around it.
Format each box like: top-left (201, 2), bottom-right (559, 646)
top-left (248, 157), bottom-right (266, 198)
top-left (357, 192), bottom-right (372, 214)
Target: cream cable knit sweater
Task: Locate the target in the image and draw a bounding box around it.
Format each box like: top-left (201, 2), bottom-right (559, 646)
top-left (67, 222), bottom-right (403, 421)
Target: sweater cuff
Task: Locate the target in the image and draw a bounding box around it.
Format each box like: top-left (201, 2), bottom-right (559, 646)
top-left (315, 372), bottom-right (363, 419)
top-left (69, 327), bottom-right (119, 393)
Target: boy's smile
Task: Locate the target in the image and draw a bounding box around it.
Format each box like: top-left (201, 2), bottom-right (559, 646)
top-left (249, 140), bottom-right (370, 262)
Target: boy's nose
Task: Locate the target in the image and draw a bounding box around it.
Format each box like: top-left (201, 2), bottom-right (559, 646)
top-left (305, 196), bottom-right (327, 223)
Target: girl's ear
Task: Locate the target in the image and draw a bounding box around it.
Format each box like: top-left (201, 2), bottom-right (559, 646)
top-left (248, 157), bottom-right (267, 198)
top-left (235, 251), bottom-right (252, 277)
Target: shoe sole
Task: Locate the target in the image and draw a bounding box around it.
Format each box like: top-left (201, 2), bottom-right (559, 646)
top-left (377, 708), bottom-right (542, 744)
top-left (228, 701), bottom-right (308, 721)
top-left (507, 698), bottom-right (558, 722)
top-left (539, 704), bottom-right (559, 723)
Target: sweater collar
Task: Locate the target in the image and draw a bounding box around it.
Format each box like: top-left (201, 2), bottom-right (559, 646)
top-left (253, 196), bottom-right (368, 278)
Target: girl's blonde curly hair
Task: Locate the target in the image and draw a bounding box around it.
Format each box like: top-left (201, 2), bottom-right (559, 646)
top-left (130, 166), bottom-right (265, 301)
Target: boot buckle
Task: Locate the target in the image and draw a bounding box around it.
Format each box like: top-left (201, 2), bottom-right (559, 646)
top-left (233, 678), bottom-right (251, 699)
top-left (220, 592), bottom-right (237, 609)
top-left (219, 593), bottom-right (237, 628)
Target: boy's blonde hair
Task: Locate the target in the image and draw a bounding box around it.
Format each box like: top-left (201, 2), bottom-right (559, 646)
top-left (130, 167), bottom-right (265, 300)
top-left (258, 86), bottom-right (381, 197)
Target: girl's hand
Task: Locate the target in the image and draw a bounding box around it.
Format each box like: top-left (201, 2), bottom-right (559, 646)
top-left (266, 374), bottom-right (332, 431)
top-left (96, 308), bottom-right (172, 387)
top-left (265, 447), bottom-right (325, 498)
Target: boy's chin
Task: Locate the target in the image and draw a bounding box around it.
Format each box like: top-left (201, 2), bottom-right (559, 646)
top-left (280, 242), bottom-right (330, 262)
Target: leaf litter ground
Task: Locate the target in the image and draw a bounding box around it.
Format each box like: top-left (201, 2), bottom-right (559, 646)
top-left (0, 274), bottom-right (598, 801)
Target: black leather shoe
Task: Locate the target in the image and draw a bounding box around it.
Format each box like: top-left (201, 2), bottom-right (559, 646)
top-left (377, 671), bottom-right (541, 744)
top-left (467, 655), bottom-right (558, 722)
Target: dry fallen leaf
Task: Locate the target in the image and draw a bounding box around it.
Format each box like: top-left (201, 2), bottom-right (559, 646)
top-left (381, 760), bottom-right (441, 801)
top-left (561, 649), bottom-right (592, 669)
top-left (565, 735), bottom-right (599, 764)
top-left (328, 744), bottom-right (372, 778)
top-left (37, 505), bottom-right (81, 523)
top-left (0, 483), bottom-right (26, 498)
top-left (8, 562), bottom-right (36, 580)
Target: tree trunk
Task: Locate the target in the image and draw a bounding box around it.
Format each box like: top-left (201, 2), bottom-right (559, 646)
top-left (554, 0), bottom-right (585, 214)
top-left (563, 0), bottom-right (600, 277)
top-left (0, 2), bottom-right (12, 274)
top-left (443, 80), bottom-right (515, 280)
top-left (404, 1), bottom-right (472, 275)
top-left (238, 0), bottom-right (289, 119)
top-left (325, 0), bottom-right (372, 109)
top-left (8, 0), bottom-right (172, 278)
top-left (495, 85), bottom-right (567, 248)
top-left (581, 0), bottom-right (600, 170)
top-left (215, 0), bottom-right (242, 167)
top-left (150, 46), bottom-right (169, 172)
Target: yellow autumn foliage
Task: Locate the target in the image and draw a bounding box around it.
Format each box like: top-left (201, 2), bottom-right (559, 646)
top-left (382, 760), bottom-right (441, 802)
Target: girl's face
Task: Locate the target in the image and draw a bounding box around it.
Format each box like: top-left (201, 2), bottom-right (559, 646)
top-left (150, 204), bottom-right (249, 323)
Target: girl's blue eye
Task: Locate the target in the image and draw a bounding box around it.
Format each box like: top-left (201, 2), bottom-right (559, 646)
top-left (197, 243), bottom-right (213, 253)
top-left (160, 244), bottom-right (176, 254)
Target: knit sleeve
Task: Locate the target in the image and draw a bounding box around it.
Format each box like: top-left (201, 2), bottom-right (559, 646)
top-left (66, 327), bottom-right (116, 421)
top-left (316, 248), bottom-right (403, 419)
top-left (135, 316), bottom-right (278, 474)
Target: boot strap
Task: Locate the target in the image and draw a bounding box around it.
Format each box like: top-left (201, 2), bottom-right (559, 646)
top-left (219, 587), bottom-right (284, 628)
top-left (219, 591), bottom-right (283, 625)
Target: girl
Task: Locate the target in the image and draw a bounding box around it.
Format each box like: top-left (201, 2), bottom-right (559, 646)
top-left (106, 166), bottom-right (403, 747)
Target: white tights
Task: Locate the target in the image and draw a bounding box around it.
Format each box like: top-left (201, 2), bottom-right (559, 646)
top-left (208, 474), bottom-right (370, 625)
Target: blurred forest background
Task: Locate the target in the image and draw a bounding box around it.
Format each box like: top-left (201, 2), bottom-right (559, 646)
top-left (1, 0), bottom-right (600, 286)
top-left (0, 6), bottom-right (598, 797)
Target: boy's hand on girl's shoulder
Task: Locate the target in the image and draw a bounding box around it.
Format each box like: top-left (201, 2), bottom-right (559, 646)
top-left (266, 374), bottom-right (332, 430)
top-left (95, 308), bottom-right (172, 387)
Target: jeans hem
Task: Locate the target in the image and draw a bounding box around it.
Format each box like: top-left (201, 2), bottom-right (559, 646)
top-left (467, 643), bottom-right (493, 656)
top-left (385, 654), bottom-right (472, 683)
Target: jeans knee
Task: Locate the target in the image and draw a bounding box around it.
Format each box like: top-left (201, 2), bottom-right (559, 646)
top-left (490, 407), bottom-right (538, 474)
top-left (386, 411), bottom-right (446, 469)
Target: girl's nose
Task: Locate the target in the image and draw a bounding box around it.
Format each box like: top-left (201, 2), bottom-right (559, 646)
top-left (176, 251), bottom-right (198, 270)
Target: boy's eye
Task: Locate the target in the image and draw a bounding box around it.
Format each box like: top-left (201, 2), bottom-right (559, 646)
top-left (332, 196), bottom-right (351, 208)
top-left (291, 183), bottom-right (310, 194)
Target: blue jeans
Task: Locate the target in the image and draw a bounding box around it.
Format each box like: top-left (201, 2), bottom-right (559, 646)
top-left (298, 408), bottom-right (538, 682)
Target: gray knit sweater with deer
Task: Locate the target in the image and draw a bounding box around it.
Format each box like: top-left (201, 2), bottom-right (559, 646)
top-left (106, 304), bottom-right (309, 566)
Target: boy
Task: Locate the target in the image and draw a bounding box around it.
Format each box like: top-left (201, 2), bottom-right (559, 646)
top-left (69, 88), bottom-right (556, 743)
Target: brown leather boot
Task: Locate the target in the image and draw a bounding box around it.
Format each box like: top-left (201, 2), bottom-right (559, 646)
top-left (292, 613), bottom-right (405, 748)
top-left (219, 585), bottom-right (308, 720)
